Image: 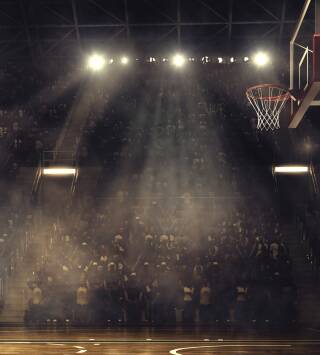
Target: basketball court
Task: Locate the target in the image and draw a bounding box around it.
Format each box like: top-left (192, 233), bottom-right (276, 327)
top-left (0, 328), bottom-right (317, 354)
top-left (0, 1), bottom-right (319, 355)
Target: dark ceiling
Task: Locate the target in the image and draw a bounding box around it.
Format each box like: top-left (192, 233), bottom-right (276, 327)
top-left (0, 0), bottom-right (313, 59)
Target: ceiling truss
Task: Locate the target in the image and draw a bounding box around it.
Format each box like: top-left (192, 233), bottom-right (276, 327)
top-left (0, 0), bottom-right (307, 58)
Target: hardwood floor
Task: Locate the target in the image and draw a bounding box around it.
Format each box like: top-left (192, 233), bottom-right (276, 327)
top-left (0, 328), bottom-right (317, 354)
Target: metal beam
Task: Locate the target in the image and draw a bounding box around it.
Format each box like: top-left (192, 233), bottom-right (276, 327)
top-left (144, 0), bottom-right (175, 23)
top-left (124, 0), bottom-right (130, 40)
top-left (177, 0), bottom-right (181, 47)
top-left (197, 0), bottom-right (227, 21)
top-left (88, 0), bottom-right (124, 24)
top-left (194, 25), bottom-right (228, 51)
top-left (0, 33), bottom-right (292, 46)
top-left (71, 0), bottom-right (81, 49)
top-left (0, 20), bottom-right (298, 29)
top-left (0, 7), bottom-right (20, 25)
top-left (157, 26), bottom-right (177, 42)
top-left (43, 29), bottom-right (75, 56)
top-left (279, 0), bottom-right (286, 43)
top-left (19, 0), bottom-right (33, 58)
top-left (261, 24), bottom-right (279, 38)
top-left (228, 0), bottom-right (233, 41)
top-left (42, 4), bottom-right (73, 25)
top-left (252, 0), bottom-right (279, 21)
top-left (291, 0), bottom-right (312, 45)
top-left (290, 0), bottom-right (312, 90)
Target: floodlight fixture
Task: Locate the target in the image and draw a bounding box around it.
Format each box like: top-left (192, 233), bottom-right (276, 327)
top-left (87, 53), bottom-right (106, 72)
top-left (253, 51), bottom-right (270, 67)
top-left (120, 56), bottom-right (129, 65)
top-left (273, 165), bottom-right (309, 174)
top-left (218, 57), bottom-right (223, 63)
top-left (244, 56), bottom-right (250, 62)
top-left (172, 53), bottom-right (186, 68)
top-left (42, 167), bottom-right (77, 176)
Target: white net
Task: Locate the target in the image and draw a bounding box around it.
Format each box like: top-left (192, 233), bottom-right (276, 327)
top-left (246, 85), bottom-right (290, 130)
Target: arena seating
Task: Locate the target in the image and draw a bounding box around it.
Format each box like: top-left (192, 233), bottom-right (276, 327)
top-left (6, 63), bottom-right (297, 326)
top-left (24, 200), bottom-right (296, 326)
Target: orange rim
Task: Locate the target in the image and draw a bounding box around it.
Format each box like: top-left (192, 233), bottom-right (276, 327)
top-left (246, 84), bottom-right (291, 102)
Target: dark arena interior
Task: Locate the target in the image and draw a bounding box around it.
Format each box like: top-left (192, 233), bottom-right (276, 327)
top-left (1, 0), bottom-right (320, 354)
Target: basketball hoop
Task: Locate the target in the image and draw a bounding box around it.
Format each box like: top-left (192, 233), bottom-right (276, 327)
top-left (246, 84), bottom-right (291, 130)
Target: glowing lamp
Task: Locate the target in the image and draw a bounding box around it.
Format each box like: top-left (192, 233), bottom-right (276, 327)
top-left (87, 53), bottom-right (106, 71)
top-left (120, 56), bottom-right (129, 65)
top-left (172, 53), bottom-right (186, 68)
top-left (253, 51), bottom-right (270, 67)
top-left (43, 167), bottom-right (77, 176)
top-left (273, 165), bottom-right (309, 174)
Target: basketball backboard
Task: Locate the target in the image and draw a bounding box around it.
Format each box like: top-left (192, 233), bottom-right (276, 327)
top-left (289, 0), bottom-right (320, 127)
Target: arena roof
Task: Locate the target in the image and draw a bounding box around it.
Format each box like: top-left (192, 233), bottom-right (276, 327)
top-left (0, 0), bottom-right (312, 59)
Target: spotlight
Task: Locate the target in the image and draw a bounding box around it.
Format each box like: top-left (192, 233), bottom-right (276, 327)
top-left (120, 56), bottom-right (129, 65)
top-left (253, 51), bottom-right (270, 67)
top-left (230, 57), bottom-right (235, 63)
top-left (87, 53), bottom-right (106, 72)
top-left (218, 57), bottom-right (223, 63)
top-left (273, 165), bottom-right (309, 174)
top-left (244, 56), bottom-right (249, 62)
top-left (172, 53), bottom-right (186, 68)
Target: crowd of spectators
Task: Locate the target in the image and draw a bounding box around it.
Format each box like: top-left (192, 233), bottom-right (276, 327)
top-left (76, 63), bottom-right (284, 199)
top-left (297, 200), bottom-right (320, 274)
top-left (25, 200), bottom-right (297, 327)
top-left (0, 60), bottom-right (303, 327)
top-left (0, 195), bottom-right (34, 313)
top-left (0, 62), bottom-right (78, 177)
top-left (0, 61), bottom-right (288, 183)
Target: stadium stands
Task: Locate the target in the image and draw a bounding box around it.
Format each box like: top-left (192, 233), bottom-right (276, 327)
top-left (0, 59), bottom-right (319, 328)
top-left (0, 62), bottom-right (293, 326)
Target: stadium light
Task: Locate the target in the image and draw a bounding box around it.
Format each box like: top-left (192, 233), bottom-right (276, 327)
top-left (43, 167), bottom-right (77, 176)
top-left (273, 165), bottom-right (309, 174)
top-left (244, 56), bottom-right (249, 62)
top-left (120, 56), bottom-right (129, 65)
top-left (253, 51), bottom-right (270, 67)
top-left (218, 57), bottom-right (223, 63)
top-left (172, 53), bottom-right (186, 68)
top-left (87, 53), bottom-right (106, 72)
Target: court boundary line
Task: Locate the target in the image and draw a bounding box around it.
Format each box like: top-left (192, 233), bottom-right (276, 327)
top-left (169, 344), bottom-right (292, 355)
top-left (0, 339), bottom-right (319, 344)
